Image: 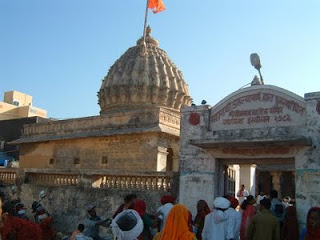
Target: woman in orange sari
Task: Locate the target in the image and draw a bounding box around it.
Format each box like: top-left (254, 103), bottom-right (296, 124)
top-left (153, 204), bottom-right (196, 240)
top-left (240, 195), bottom-right (256, 240)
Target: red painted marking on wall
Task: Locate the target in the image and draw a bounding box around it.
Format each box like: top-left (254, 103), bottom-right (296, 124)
top-left (189, 113), bottom-right (200, 126)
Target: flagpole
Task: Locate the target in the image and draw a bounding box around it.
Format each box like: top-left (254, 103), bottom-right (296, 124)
top-left (140, 0), bottom-right (149, 55)
top-left (143, 0), bottom-right (149, 44)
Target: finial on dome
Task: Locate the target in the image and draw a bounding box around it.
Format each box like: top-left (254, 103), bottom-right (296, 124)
top-left (146, 25), bottom-right (152, 37)
top-left (138, 25), bottom-right (159, 56)
top-left (137, 26), bottom-right (159, 48)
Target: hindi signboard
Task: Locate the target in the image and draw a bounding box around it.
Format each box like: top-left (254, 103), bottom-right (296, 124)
top-left (210, 86), bottom-right (306, 130)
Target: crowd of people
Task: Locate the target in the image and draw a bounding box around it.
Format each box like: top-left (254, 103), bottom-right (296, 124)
top-left (0, 189), bottom-right (319, 240)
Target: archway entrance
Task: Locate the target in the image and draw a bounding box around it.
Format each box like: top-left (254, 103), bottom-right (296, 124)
top-left (216, 157), bottom-right (295, 201)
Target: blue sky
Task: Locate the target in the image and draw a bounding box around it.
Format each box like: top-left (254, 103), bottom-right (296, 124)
top-left (1, 0), bottom-right (319, 119)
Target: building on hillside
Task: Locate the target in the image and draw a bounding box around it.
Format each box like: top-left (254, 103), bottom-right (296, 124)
top-left (0, 91), bottom-right (47, 120)
top-left (12, 27), bottom-right (192, 171)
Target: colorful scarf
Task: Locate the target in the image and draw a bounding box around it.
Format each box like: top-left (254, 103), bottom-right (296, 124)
top-left (159, 204), bottom-right (195, 240)
top-left (193, 200), bottom-right (211, 240)
top-left (1, 215), bottom-right (42, 240)
top-left (306, 207), bottom-right (320, 240)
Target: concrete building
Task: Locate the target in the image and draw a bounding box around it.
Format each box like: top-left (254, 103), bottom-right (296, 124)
top-left (0, 91), bottom-right (47, 120)
top-left (0, 117), bottom-right (49, 163)
top-left (178, 83), bottom-right (320, 228)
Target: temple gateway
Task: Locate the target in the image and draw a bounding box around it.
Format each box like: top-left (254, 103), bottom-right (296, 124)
top-left (179, 84), bottom-right (320, 227)
top-left (3, 27), bottom-right (319, 231)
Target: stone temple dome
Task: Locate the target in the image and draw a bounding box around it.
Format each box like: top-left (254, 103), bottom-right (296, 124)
top-left (98, 27), bottom-right (192, 114)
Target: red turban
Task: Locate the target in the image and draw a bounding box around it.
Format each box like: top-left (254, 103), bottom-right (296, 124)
top-left (161, 195), bottom-right (175, 205)
top-left (227, 196), bottom-right (239, 209)
top-left (133, 200), bottom-right (146, 217)
top-left (307, 207), bottom-right (320, 240)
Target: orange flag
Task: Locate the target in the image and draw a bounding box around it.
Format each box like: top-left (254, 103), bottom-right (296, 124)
top-left (148, 0), bottom-right (165, 13)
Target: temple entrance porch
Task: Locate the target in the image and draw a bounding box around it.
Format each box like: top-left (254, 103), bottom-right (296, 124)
top-left (216, 157), bottom-right (295, 201)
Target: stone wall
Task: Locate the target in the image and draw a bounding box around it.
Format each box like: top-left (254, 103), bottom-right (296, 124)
top-left (19, 133), bottom-right (179, 171)
top-left (20, 185), bottom-right (165, 234)
top-left (295, 92), bottom-right (320, 228)
top-left (0, 169), bottom-right (179, 236)
top-left (178, 105), bottom-right (216, 217)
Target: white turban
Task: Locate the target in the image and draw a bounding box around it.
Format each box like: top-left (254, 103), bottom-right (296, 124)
top-left (213, 197), bottom-right (230, 209)
top-left (111, 209), bottom-right (143, 240)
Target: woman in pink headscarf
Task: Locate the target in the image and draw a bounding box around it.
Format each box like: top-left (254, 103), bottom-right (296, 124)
top-left (134, 200), bottom-right (154, 240)
top-left (240, 195), bottom-right (256, 240)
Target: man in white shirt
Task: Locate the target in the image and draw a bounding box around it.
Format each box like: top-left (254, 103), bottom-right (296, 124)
top-left (236, 184), bottom-right (249, 205)
top-left (202, 197), bottom-right (231, 240)
top-left (225, 197), bottom-right (242, 240)
top-left (156, 195), bottom-right (175, 231)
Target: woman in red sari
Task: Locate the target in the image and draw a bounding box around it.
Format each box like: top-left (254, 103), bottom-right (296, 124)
top-left (301, 207), bottom-right (320, 240)
top-left (39, 217), bottom-right (56, 240)
top-left (134, 200), bottom-right (154, 240)
top-left (0, 201), bottom-right (42, 240)
top-left (240, 195), bottom-right (256, 240)
top-left (193, 200), bottom-right (211, 240)
top-left (281, 206), bottom-right (299, 240)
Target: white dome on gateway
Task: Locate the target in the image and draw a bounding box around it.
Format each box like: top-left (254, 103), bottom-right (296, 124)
top-left (98, 26), bottom-right (192, 114)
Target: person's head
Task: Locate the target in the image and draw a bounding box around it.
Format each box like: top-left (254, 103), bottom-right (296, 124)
top-left (160, 195), bottom-right (175, 205)
top-left (270, 190), bottom-right (278, 199)
top-left (260, 198), bottom-right (271, 210)
top-left (133, 200), bottom-right (146, 217)
top-left (247, 195), bottom-right (255, 204)
top-left (86, 205), bottom-right (97, 217)
top-left (124, 194), bottom-right (138, 204)
top-left (241, 196), bottom-right (255, 210)
top-left (161, 204), bottom-right (195, 238)
top-left (213, 197), bottom-right (230, 211)
top-left (1, 201), bottom-right (14, 216)
top-left (197, 200), bottom-right (210, 214)
top-left (225, 196), bottom-right (239, 209)
top-left (241, 184), bottom-right (245, 190)
top-left (307, 207), bottom-right (320, 231)
top-left (259, 192), bottom-right (264, 196)
top-left (0, 191), bottom-right (5, 203)
top-left (78, 224), bottom-right (85, 233)
top-left (112, 210), bottom-right (143, 240)
top-left (283, 196), bottom-right (291, 203)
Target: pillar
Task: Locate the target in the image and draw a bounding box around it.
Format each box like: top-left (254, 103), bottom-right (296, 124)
top-left (270, 171), bottom-right (282, 198)
top-left (295, 91), bottom-right (320, 229)
top-left (178, 105), bottom-right (216, 217)
top-left (239, 164), bottom-right (256, 196)
top-left (157, 147), bottom-right (168, 172)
